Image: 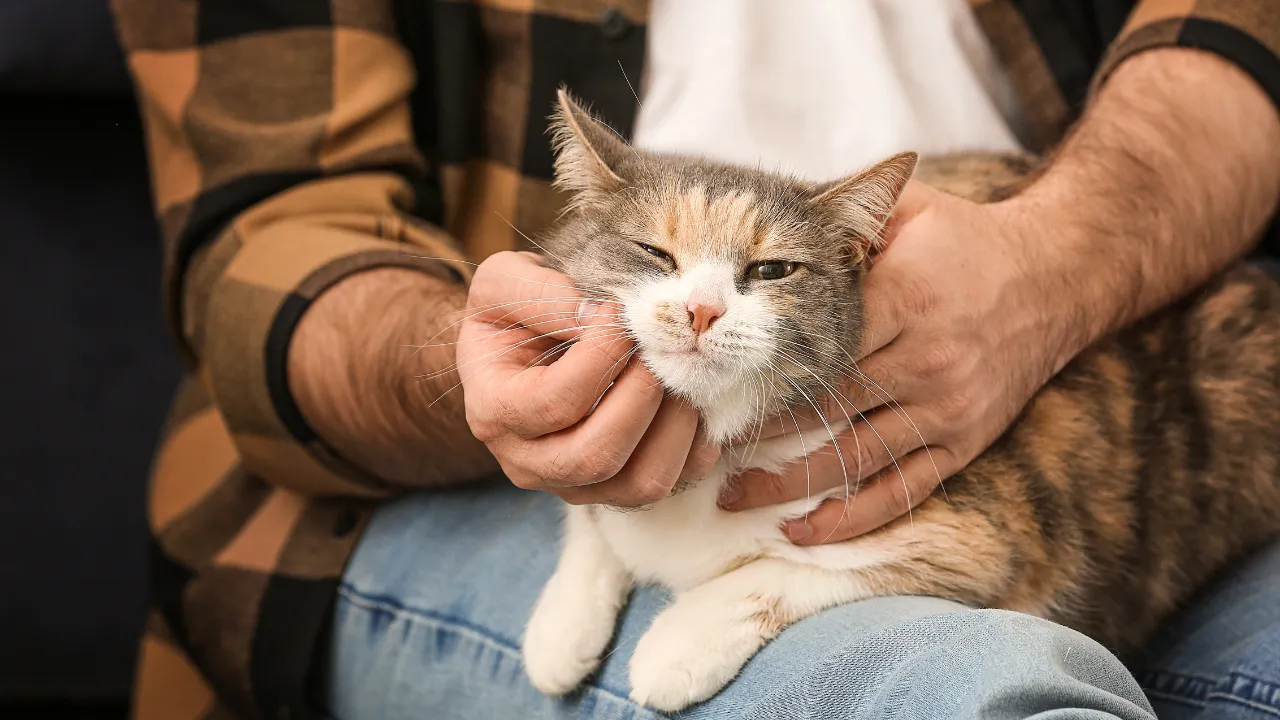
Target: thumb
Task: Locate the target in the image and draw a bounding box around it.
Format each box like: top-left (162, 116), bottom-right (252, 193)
top-left (877, 180), bottom-right (936, 252)
top-left (856, 265), bottom-right (906, 359)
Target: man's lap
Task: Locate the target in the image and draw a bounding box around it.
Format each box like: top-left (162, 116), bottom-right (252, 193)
top-left (317, 483), bottom-right (1279, 719)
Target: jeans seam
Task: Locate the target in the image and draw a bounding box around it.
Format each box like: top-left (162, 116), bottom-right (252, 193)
top-left (1141, 669), bottom-right (1280, 717)
top-left (340, 584), bottom-right (521, 653)
top-left (1138, 669), bottom-right (1214, 709)
top-left (1206, 671), bottom-right (1280, 717)
top-left (1206, 695), bottom-right (1280, 718)
top-left (337, 583), bottom-right (658, 717)
top-left (1142, 688), bottom-right (1206, 710)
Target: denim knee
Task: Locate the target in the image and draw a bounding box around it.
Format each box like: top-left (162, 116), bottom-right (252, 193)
top-left (729, 606), bottom-right (1155, 720)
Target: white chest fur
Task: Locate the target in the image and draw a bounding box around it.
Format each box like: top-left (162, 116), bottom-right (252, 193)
top-left (590, 418), bottom-right (874, 591)
top-left (523, 417), bottom-right (907, 711)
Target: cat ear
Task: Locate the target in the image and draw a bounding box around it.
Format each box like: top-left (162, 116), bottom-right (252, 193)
top-left (550, 87), bottom-right (633, 208)
top-left (808, 151), bottom-right (918, 263)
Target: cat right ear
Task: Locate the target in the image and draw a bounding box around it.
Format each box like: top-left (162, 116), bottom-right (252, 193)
top-left (550, 88), bottom-right (632, 208)
top-left (808, 151), bottom-right (918, 264)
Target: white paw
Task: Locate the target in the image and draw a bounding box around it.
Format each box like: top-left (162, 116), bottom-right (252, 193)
top-left (523, 573), bottom-right (621, 696)
top-left (628, 602), bottom-right (768, 712)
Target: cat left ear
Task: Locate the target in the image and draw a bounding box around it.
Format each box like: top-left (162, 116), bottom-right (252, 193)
top-left (550, 87), bottom-right (633, 209)
top-left (808, 151), bottom-right (918, 263)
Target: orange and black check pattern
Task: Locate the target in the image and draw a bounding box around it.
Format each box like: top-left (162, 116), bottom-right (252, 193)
top-left (110, 0), bottom-right (1280, 717)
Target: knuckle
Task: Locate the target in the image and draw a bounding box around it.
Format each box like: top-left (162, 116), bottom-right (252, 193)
top-left (540, 452), bottom-right (576, 487)
top-left (936, 388), bottom-right (974, 423)
top-left (556, 489), bottom-right (592, 506)
top-left (568, 443), bottom-right (628, 485)
top-left (898, 276), bottom-right (937, 317)
top-left (633, 476), bottom-right (673, 505)
top-left (881, 479), bottom-right (913, 518)
top-left (463, 403), bottom-right (491, 440)
top-left (849, 430), bottom-right (881, 476)
top-left (469, 422), bottom-right (501, 444)
top-left (759, 472), bottom-right (791, 502)
top-left (492, 392), bottom-right (530, 435)
top-left (535, 384), bottom-right (590, 430)
top-left (507, 470), bottom-right (539, 491)
top-left (915, 340), bottom-right (958, 378)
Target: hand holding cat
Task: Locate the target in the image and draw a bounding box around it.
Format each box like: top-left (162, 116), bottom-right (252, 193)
top-left (459, 251), bottom-right (721, 506)
top-left (721, 182), bottom-right (1081, 544)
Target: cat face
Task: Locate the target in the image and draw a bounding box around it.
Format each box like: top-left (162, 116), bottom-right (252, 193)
top-left (540, 90), bottom-right (916, 442)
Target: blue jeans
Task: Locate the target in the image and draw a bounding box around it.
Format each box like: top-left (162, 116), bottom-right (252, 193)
top-left (317, 483), bottom-right (1280, 719)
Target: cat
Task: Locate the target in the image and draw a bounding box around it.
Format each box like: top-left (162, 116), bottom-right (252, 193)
top-left (520, 89), bottom-right (1280, 712)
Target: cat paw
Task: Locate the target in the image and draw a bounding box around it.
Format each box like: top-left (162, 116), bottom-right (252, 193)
top-left (628, 606), bottom-right (763, 712)
top-left (522, 576), bottom-right (618, 696)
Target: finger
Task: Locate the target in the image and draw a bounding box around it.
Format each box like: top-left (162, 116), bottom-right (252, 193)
top-left (855, 267), bottom-right (908, 358)
top-left (679, 424), bottom-right (722, 481)
top-left (834, 349), bottom-right (903, 415)
top-left (749, 367), bottom-right (895, 442)
top-left (505, 360), bottom-right (664, 489)
top-left (555, 396), bottom-right (700, 507)
top-left (878, 180), bottom-right (935, 246)
top-left (722, 405), bottom-right (929, 511)
top-left (469, 251), bottom-right (619, 341)
top-left (494, 309), bottom-right (637, 438)
top-left (782, 449), bottom-right (950, 545)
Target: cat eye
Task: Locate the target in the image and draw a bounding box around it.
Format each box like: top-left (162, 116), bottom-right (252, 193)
top-left (636, 242), bottom-right (675, 266)
top-left (747, 261), bottom-right (797, 281)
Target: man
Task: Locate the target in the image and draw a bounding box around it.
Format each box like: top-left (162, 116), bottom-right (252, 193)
top-left (113, 0), bottom-right (1280, 718)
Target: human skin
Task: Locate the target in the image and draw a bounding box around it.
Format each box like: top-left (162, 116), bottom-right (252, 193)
top-left (289, 48), bottom-right (1280, 536)
top-left (719, 47), bottom-right (1280, 545)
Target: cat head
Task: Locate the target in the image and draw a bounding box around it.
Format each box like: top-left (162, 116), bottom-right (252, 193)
top-left (540, 89), bottom-right (916, 442)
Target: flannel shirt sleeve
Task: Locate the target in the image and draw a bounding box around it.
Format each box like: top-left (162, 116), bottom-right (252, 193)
top-left (112, 0), bottom-right (471, 497)
top-left (1095, 0), bottom-right (1280, 109)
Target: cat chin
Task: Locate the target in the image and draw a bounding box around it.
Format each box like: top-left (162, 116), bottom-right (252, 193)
top-left (638, 353), bottom-right (762, 444)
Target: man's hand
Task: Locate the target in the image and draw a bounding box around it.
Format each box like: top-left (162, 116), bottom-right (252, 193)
top-left (720, 184), bottom-right (1071, 543)
top-left (721, 47), bottom-right (1280, 545)
top-left (458, 251), bottom-right (720, 507)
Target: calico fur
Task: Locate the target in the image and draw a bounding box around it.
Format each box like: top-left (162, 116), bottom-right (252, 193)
top-left (521, 89), bottom-right (1280, 711)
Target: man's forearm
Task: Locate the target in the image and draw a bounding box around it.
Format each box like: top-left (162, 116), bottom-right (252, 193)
top-left (1012, 48), bottom-right (1280, 365)
top-left (289, 268), bottom-right (500, 487)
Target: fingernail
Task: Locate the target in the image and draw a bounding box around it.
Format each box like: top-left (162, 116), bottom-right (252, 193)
top-left (576, 300), bottom-right (603, 326)
top-left (784, 520), bottom-right (813, 542)
top-left (717, 483), bottom-right (743, 508)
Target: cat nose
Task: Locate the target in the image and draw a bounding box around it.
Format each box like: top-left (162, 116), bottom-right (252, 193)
top-left (687, 300), bottom-right (724, 336)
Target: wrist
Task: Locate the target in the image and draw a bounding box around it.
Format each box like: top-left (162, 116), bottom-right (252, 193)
top-left (289, 266), bottom-right (497, 486)
top-left (995, 189), bottom-right (1137, 372)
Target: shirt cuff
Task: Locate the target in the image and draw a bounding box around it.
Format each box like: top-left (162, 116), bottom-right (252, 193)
top-left (201, 218), bottom-right (469, 497)
top-left (1092, 4), bottom-right (1280, 111)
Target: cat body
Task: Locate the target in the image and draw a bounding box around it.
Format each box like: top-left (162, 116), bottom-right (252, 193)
top-left (589, 421), bottom-right (860, 590)
top-left (521, 90), bottom-right (1280, 711)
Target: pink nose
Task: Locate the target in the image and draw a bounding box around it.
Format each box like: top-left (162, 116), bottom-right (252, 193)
top-left (687, 300), bottom-right (724, 336)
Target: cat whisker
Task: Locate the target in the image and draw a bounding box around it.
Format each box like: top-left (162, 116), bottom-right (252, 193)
top-left (493, 211), bottom-right (571, 265)
top-left (773, 347), bottom-right (916, 541)
top-left (418, 324), bottom-right (630, 386)
top-left (404, 295), bottom-right (624, 358)
top-left (403, 253), bottom-right (631, 304)
top-left (409, 310), bottom-right (626, 352)
top-left (768, 336), bottom-right (941, 503)
top-left (414, 317), bottom-right (626, 378)
top-left (422, 328), bottom-right (635, 409)
top-left (768, 351), bottom-right (854, 517)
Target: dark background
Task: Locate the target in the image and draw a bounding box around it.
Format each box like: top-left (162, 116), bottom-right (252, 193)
top-left (1, 2), bottom-right (182, 717)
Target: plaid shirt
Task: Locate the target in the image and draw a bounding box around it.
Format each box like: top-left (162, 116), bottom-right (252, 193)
top-left (111, 1), bottom-right (1280, 717)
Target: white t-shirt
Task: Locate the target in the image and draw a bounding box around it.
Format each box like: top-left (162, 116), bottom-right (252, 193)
top-left (631, 0), bottom-right (1029, 183)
